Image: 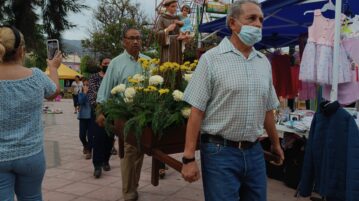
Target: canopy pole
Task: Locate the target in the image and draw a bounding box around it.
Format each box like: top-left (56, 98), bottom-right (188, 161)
top-left (330, 0), bottom-right (342, 102)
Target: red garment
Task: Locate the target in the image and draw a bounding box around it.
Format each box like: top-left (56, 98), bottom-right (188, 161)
top-left (271, 54), bottom-right (292, 98)
top-left (287, 65), bottom-right (300, 98)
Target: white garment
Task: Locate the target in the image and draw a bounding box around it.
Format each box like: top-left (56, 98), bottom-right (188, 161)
top-left (300, 42), bottom-right (352, 84)
top-left (71, 81), bottom-right (83, 95)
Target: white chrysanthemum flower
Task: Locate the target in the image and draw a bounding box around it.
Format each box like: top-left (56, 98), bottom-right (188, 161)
top-left (183, 74), bottom-right (192, 82)
top-left (181, 107), bottom-right (191, 118)
top-left (111, 84), bottom-right (126, 95)
top-left (149, 75), bottom-right (164, 86)
top-left (124, 87), bottom-right (136, 99)
top-left (133, 74), bottom-right (145, 82)
top-left (172, 90), bottom-right (184, 101)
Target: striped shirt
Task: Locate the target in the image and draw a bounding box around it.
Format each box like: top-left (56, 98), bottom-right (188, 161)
top-left (184, 37), bottom-right (279, 142)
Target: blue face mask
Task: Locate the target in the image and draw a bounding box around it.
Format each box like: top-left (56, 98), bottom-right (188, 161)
top-left (237, 24), bottom-right (262, 46)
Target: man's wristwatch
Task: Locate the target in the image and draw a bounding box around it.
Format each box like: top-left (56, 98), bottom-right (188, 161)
top-left (182, 156), bottom-right (195, 164)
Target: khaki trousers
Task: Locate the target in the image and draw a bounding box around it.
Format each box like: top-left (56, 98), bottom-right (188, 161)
top-left (121, 143), bottom-right (144, 200)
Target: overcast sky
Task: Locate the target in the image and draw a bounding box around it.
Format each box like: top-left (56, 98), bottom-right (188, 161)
top-left (63, 0), bottom-right (157, 40)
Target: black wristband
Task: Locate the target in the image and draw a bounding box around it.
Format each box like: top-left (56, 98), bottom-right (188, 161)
top-left (182, 156), bottom-right (195, 164)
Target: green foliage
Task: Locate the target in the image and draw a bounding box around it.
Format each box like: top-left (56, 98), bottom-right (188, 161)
top-left (0, 0), bottom-right (87, 70)
top-left (80, 55), bottom-right (98, 79)
top-left (82, 0), bottom-right (156, 58)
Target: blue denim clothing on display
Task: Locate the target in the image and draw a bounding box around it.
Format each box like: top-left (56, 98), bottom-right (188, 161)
top-left (77, 92), bottom-right (91, 119)
top-left (0, 150), bottom-right (46, 201)
top-left (200, 141), bottom-right (266, 201)
top-left (0, 68), bottom-right (56, 162)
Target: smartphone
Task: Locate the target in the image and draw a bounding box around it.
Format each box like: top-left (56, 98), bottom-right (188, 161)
top-left (47, 39), bottom-right (59, 59)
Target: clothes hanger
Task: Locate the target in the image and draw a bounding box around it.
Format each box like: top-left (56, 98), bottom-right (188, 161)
top-left (303, 0), bottom-right (335, 15)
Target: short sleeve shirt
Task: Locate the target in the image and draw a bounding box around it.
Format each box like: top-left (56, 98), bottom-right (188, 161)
top-left (0, 68), bottom-right (56, 162)
top-left (184, 37), bottom-right (279, 142)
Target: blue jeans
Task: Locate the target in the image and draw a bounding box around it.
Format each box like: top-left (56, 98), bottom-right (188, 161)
top-left (200, 142), bottom-right (267, 201)
top-left (0, 150), bottom-right (46, 201)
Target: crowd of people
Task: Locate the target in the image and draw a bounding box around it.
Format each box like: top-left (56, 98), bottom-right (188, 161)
top-left (0, 0), bottom-right (286, 201)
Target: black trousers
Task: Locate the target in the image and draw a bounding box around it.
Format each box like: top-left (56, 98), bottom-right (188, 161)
top-left (79, 119), bottom-right (92, 151)
top-left (90, 109), bottom-right (113, 168)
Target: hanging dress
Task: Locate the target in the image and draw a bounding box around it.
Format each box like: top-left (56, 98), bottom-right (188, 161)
top-left (299, 9), bottom-right (352, 85)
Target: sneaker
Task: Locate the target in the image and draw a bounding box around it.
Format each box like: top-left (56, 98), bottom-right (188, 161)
top-left (103, 163), bottom-right (111, 171)
top-left (94, 167), bottom-right (102, 178)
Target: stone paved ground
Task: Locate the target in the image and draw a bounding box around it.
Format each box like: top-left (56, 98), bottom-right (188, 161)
top-left (41, 99), bottom-right (311, 201)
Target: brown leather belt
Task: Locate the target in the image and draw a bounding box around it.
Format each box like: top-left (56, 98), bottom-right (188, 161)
top-left (201, 134), bottom-right (258, 149)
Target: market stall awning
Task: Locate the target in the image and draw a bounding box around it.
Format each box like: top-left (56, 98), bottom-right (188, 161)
top-left (45, 63), bottom-right (82, 80)
top-left (199, 0), bottom-right (359, 49)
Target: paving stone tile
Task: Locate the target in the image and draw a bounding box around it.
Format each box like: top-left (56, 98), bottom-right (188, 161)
top-left (42, 191), bottom-right (77, 201)
top-left (82, 175), bottom-right (120, 186)
top-left (56, 182), bottom-right (102, 196)
top-left (172, 186), bottom-right (205, 201)
top-left (85, 187), bottom-right (122, 201)
top-left (139, 182), bottom-right (184, 196)
top-left (42, 177), bottom-right (74, 190)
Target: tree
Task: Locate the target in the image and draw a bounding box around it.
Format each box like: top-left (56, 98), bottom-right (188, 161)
top-left (82, 0), bottom-right (155, 58)
top-left (41, 0), bottom-right (88, 39)
top-left (80, 55), bottom-right (99, 79)
top-left (0, 0), bottom-right (88, 69)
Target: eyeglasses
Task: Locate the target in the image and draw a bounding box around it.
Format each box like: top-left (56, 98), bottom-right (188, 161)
top-left (124, 37), bottom-right (142, 41)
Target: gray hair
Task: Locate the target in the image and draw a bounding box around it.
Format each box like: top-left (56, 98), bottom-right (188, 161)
top-left (226, 0), bottom-right (261, 28)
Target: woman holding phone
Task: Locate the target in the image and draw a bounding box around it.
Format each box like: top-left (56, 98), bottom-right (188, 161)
top-left (0, 26), bottom-right (62, 200)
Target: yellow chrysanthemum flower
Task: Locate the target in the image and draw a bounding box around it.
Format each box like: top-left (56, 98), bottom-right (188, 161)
top-left (147, 86), bottom-right (158, 91)
top-left (158, 88), bottom-right (170, 95)
top-left (134, 87), bottom-right (144, 91)
top-left (128, 78), bottom-right (139, 84)
top-left (180, 65), bottom-right (191, 71)
top-left (190, 63), bottom-right (197, 69)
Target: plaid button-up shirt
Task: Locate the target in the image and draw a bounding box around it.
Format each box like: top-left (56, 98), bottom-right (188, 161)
top-left (184, 37), bottom-right (279, 142)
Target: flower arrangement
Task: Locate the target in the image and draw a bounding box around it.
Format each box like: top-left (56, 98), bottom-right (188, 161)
top-left (102, 58), bottom-right (198, 142)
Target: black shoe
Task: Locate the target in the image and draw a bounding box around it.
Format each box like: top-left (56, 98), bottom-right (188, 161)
top-left (94, 167), bottom-right (102, 178)
top-left (103, 163), bottom-right (111, 171)
top-left (111, 147), bottom-right (117, 155)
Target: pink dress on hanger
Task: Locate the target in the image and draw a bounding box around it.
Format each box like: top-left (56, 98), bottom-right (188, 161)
top-left (323, 37), bottom-right (359, 105)
top-left (300, 9), bottom-right (352, 84)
